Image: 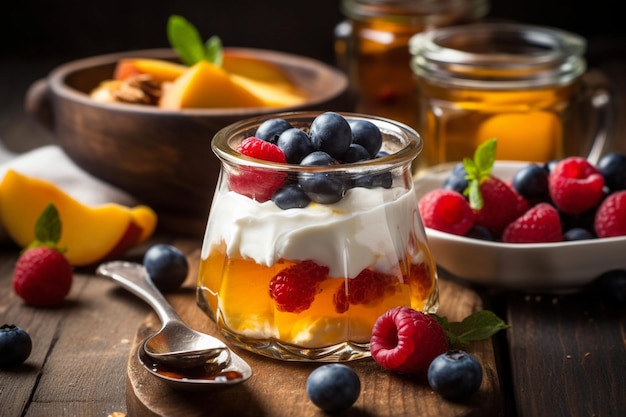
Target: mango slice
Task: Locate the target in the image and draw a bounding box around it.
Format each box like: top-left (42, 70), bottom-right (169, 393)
top-left (159, 60), bottom-right (267, 109)
top-left (114, 58), bottom-right (187, 82)
top-left (0, 170), bottom-right (157, 266)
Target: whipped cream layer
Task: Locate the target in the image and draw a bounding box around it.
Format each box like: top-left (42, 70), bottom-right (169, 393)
top-left (201, 186), bottom-right (422, 278)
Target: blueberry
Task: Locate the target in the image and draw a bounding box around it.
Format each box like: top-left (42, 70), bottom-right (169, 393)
top-left (272, 183), bottom-right (311, 209)
top-left (563, 227), bottom-right (595, 241)
top-left (276, 128), bottom-right (314, 164)
top-left (0, 324), bottom-right (32, 368)
top-left (342, 143), bottom-right (371, 163)
top-left (300, 151), bottom-right (337, 167)
top-left (512, 163), bottom-right (550, 201)
top-left (466, 225), bottom-right (494, 241)
top-left (309, 112), bottom-right (352, 159)
top-left (254, 118), bottom-right (293, 144)
top-left (442, 162), bottom-right (469, 194)
top-left (348, 119), bottom-right (382, 157)
top-left (597, 152), bottom-right (626, 192)
top-left (591, 269), bottom-right (626, 304)
top-left (428, 350), bottom-right (483, 401)
top-left (299, 172), bottom-right (347, 204)
top-left (143, 244), bottom-right (189, 292)
top-left (306, 364), bottom-right (361, 412)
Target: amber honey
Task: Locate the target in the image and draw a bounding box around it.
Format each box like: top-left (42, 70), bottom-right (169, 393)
top-left (336, 0), bottom-right (489, 127)
top-left (197, 240), bottom-right (438, 361)
top-left (409, 23), bottom-right (612, 173)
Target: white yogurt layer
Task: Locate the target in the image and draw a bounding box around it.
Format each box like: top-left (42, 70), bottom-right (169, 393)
top-left (201, 186), bottom-right (422, 278)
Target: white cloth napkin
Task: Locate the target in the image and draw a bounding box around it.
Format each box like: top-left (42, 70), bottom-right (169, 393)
top-left (0, 144), bottom-right (138, 206)
top-left (0, 144), bottom-right (139, 241)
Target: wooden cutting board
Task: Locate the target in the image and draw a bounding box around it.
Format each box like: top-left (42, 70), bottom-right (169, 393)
top-left (125, 278), bottom-right (504, 417)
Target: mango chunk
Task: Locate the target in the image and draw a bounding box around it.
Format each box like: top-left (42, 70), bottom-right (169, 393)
top-left (0, 170), bottom-right (157, 266)
top-left (159, 60), bottom-right (267, 109)
top-left (114, 58), bottom-right (187, 82)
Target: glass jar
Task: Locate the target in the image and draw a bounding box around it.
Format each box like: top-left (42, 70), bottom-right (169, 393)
top-left (410, 23), bottom-right (614, 173)
top-left (335, 0), bottom-right (489, 128)
top-left (197, 111), bottom-right (439, 362)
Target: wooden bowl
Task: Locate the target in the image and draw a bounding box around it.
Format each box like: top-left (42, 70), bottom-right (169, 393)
top-left (26, 48), bottom-right (352, 236)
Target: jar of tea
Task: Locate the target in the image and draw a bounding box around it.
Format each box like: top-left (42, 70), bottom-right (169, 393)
top-left (409, 23), bottom-right (614, 173)
top-left (335, 0), bottom-right (490, 128)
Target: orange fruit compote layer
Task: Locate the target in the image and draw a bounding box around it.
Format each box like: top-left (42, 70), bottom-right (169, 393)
top-left (197, 237), bottom-right (438, 355)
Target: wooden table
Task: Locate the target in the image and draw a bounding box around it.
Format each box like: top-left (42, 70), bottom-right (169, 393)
top-left (1, 40), bottom-right (626, 417)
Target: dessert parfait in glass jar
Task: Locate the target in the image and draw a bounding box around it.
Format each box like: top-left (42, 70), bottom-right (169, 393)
top-left (197, 111), bottom-right (438, 362)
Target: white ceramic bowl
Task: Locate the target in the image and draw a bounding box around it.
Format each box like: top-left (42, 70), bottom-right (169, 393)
top-left (414, 161), bottom-right (626, 292)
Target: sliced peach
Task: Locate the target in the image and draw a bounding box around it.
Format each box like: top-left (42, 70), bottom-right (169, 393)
top-left (222, 51), bottom-right (296, 87)
top-left (230, 74), bottom-right (307, 107)
top-left (159, 60), bottom-right (267, 109)
top-left (0, 170), bottom-right (158, 266)
top-left (113, 58), bottom-right (187, 82)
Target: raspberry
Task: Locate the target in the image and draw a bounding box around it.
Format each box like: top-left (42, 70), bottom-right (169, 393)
top-left (229, 136), bottom-right (287, 202)
top-left (473, 177), bottom-right (522, 237)
top-left (370, 307), bottom-right (449, 373)
top-left (594, 190), bottom-right (626, 238)
top-left (502, 203), bottom-right (562, 243)
top-left (333, 269), bottom-right (399, 313)
top-left (269, 260), bottom-right (329, 313)
top-left (418, 189), bottom-right (474, 236)
top-left (13, 247), bottom-right (73, 307)
top-left (549, 157), bottom-right (605, 215)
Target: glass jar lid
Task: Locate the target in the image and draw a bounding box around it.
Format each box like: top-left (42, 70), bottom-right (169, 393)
top-left (340, 0), bottom-right (490, 25)
top-left (409, 23), bottom-right (587, 89)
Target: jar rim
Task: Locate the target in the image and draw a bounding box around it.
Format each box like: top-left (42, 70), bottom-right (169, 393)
top-left (212, 111), bottom-right (422, 173)
top-left (409, 22), bottom-right (587, 89)
top-left (341, 0), bottom-right (490, 23)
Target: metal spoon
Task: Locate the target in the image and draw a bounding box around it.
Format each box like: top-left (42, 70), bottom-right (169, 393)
top-left (97, 261), bottom-right (251, 387)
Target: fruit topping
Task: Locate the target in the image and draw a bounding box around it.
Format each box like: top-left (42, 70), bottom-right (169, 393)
top-left (276, 128), bottom-right (314, 164)
top-left (12, 204), bottom-right (73, 308)
top-left (268, 260), bottom-right (329, 313)
top-left (306, 364), bottom-right (361, 412)
top-left (418, 189), bottom-right (474, 236)
top-left (309, 112), bottom-right (352, 160)
top-left (255, 118), bottom-right (294, 144)
top-left (143, 244), bottom-right (189, 292)
top-left (0, 324), bottom-right (33, 368)
top-left (502, 203), bottom-right (562, 243)
top-left (427, 350), bottom-right (483, 400)
top-left (370, 306), bottom-right (449, 373)
top-left (348, 119), bottom-right (383, 158)
top-left (229, 137), bottom-right (287, 202)
top-left (594, 190), bottom-right (626, 238)
top-left (548, 157), bottom-right (605, 214)
top-left (271, 183), bottom-right (311, 210)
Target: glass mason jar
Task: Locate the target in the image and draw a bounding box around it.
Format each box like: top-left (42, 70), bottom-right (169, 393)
top-left (409, 23), bottom-right (614, 173)
top-left (335, 0), bottom-right (490, 128)
top-left (197, 111), bottom-right (439, 362)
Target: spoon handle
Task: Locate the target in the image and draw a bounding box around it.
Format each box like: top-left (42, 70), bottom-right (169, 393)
top-left (96, 261), bottom-right (181, 325)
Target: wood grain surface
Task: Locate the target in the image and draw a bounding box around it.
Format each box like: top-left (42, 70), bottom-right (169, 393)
top-left (125, 277), bottom-right (504, 417)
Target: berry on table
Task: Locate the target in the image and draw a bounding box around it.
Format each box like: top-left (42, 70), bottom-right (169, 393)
top-left (12, 204), bottom-right (73, 308)
top-left (502, 203), bottom-right (562, 243)
top-left (306, 364), bottom-right (361, 412)
top-left (370, 306), bottom-right (448, 373)
top-left (418, 189), bottom-right (474, 236)
top-left (0, 324), bottom-right (33, 368)
top-left (143, 244), bottom-right (189, 292)
top-left (427, 350), bottom-right (483, 400)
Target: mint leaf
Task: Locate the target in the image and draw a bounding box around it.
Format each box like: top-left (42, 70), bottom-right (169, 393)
top-left (434, 310), bottom-right (510, 348)
top-left (34, 203), bottom-right (61, 244)
top-left (167, 15), bottom-right (223, 66)
top-left (205, 35), bottom-right (223, 67)
top-left (463, 138), bottom-right (498, 210)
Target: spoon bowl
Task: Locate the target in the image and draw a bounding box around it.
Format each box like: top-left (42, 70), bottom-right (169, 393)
top-left (97, 260), bottom-right (252, 389)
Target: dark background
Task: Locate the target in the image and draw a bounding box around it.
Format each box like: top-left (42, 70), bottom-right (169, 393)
top-left (1, 0), bottom-right (625, 152)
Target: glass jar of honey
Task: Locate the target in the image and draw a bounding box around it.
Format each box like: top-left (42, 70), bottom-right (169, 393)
top-left (409, 23), bottom-right (614, 173)
top-left (335, 0), bottom-right (490, 128)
